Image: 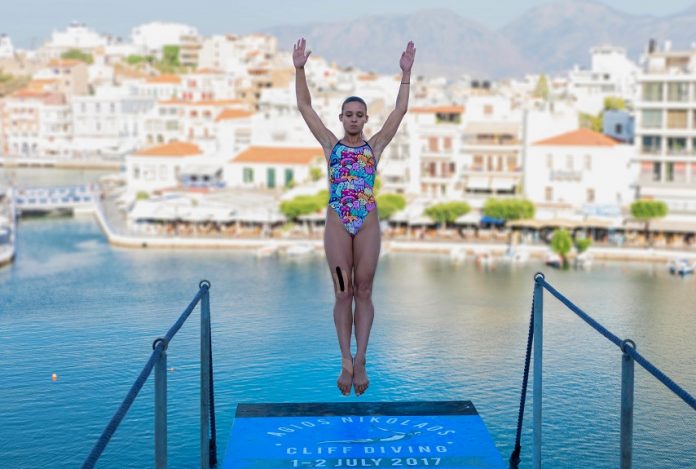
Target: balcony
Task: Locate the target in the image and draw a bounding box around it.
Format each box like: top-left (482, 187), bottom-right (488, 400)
top-left (550, 170), bottom-right (582, 182)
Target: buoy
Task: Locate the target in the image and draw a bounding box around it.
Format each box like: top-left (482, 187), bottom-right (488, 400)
top-left (51, 373), bottom-right (58, 381)
top-left (168, 367), bottom-right (175, 372)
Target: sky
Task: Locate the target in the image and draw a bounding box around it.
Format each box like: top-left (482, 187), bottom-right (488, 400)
top-left (1, 0), bottom-right (694, 49)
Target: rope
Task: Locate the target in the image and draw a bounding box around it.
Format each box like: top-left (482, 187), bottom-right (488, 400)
top-left (208, 323), bottom-right (218, 466)
top-left (83, 345), bottom-right (164, 469)
top-left (509, 287), bottom-right (535, 469)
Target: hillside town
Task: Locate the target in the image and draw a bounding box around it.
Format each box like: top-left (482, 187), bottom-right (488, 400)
top-left (0, 22), bottom-right (694, 252)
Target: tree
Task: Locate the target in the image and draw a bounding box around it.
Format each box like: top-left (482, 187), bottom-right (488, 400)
top-left (162, 45), bottom-right (180, 66)
top-left (630, 199), bottom-right (668, 246)
top-left (376, 193), bottom-right (406, 220)
top-left (61, 49), bottom-right (93, 64)
top-left (482, 198), bottom-right (535, 222)
top-left (533, 74), bottom-right (549, 100)
top-left (579, 112), bottom-right (603, 132)
top-left (279, 190), bottom-right (328, 220)
top-left (575, 238), bottom-right (592, 254)
top-left (309, 167), bottom-right (323, 182)
top-left (604, 96), bottom-right (626, 111)
top-left (550, 229), bottom-right (573, 268)
top-left (424, 201), bottom-right (470, 227)
top-left (126, 55), bottom-right (155, 66)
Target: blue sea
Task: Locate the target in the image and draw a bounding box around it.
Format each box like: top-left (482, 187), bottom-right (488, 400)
top-left (1, 215), bottom-right (694, 468)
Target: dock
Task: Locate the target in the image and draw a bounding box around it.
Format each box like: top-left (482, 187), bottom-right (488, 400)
top-left (223, 401), bottom-right (505, 469)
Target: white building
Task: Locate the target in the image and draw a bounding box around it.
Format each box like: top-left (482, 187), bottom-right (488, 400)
top-left (634, 42), bottom-right (696, 220)
top-left (130, 22), bottom-right (199, 58)
top-left (225, 146), bottom-right (324, 190)
top-left (566, 45), bottom-right (639, 114)
top-left (525, 128), bottom-right (636, 214)
top-left (41, 22), bottom-right (108, 58)
top-left (0, 34), bottom-right (14, 58)
top-left (125, 141), bottom-right (203, 193)
top-left (72, 86), bottom-right (155, 158)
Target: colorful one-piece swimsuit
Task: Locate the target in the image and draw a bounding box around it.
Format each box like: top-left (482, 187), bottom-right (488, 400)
top-left (328, 141), bottom-right (377, 236)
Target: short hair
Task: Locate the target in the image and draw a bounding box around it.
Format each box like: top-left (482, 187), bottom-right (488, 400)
top-left (341, 96), bottom-right (367, 112)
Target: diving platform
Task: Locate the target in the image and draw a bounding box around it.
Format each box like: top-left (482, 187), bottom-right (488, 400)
top-left (224, 401), bottom-right (505, 469)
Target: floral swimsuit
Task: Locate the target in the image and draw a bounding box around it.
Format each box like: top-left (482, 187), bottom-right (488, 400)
top-left (328, 141), bottom-right (377, 236)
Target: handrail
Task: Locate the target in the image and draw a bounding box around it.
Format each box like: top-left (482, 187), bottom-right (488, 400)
top-left (82, 280), bottom-right (215, 469)
top-left (521, 272), bottom-right (695, 469)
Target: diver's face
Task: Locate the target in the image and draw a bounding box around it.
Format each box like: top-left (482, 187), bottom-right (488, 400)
top-left (340, 101), bottom-right (368, 135)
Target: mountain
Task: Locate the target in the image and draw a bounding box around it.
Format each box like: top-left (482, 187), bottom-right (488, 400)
top-left (263, 2), bottom-right (696, 79)
top-left (264, 9), bottom-right (530, 79)
top-left (500, 0), bottom-right (696, 73)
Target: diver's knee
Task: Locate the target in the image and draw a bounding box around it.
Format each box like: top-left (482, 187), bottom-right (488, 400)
top-left (354, 281), bottom-right (373, 300)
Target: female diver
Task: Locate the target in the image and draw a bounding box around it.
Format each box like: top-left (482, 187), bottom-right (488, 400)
top-left (293, 38), bottom-right (415, 396)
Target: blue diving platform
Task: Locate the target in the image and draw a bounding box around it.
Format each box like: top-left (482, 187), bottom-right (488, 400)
top-left (224, 401), bottom-right (505, 468)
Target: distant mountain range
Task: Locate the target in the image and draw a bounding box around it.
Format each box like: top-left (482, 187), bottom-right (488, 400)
top-left (263, 0), bottom-right (696, 79)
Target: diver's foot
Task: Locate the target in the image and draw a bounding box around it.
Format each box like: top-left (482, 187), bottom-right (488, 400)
top-left (353, 355), bottom-right (369, 396)
top-left (337, 356), bottom-right (353, 396)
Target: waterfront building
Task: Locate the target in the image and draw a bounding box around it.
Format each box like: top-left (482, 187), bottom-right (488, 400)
top-left (130, 22), bottom-right (199, 59)
top-left (72, 86), bottom-right (155, 158)
top-left (225, 146), bottom-right (324, 190)
top-left (0, 90), bottom-right (69, 158)
top-left (215, 108), bottom-right (255, 156)
top-left (198, 34), bottom-right (277, 74)
top-left (125, 141), bottom-right (203, 194)
top-left (525, 128), bottom-right (637, 217)
top-left (0, 34), bottom-right (14, 59)
top-left (634, 42), bottom-right (696, 221)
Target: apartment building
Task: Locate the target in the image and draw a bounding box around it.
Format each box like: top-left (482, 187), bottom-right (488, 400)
top-left (635, 43), bottom-right (696, 216)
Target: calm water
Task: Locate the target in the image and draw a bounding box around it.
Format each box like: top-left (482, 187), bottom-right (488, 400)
top-left (0, 217), bottom-right (695, 469)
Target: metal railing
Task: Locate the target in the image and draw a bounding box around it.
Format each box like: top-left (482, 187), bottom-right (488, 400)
top-left (527, 273), bottom-right (695, 469)
top-left (83, 280), bottom-right (216, 469)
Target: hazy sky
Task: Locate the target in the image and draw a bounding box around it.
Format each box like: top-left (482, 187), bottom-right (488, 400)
top-left (2, 0), bottom-right (694, 48)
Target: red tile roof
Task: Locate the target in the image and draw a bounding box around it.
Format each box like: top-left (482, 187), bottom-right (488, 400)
top-left (533, 128), bottom-right (618, 147)
top-left (411, 105), bottom-right (464, 114)
top-left (231, 146), bottom-right (323, 165)
top-left (133, 141), bottom-right (202, 157)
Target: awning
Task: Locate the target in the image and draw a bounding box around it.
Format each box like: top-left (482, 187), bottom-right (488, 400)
top-left (490, 178), bottom-right (516, 191)
top-left (467, 176), bottom-right (489, 190)
top-left (508, 219), bottom-right (543, 229)
top-left (538, 219), bottom-right (580, 229)
top-left (480, 215), bottom-right (505, 226)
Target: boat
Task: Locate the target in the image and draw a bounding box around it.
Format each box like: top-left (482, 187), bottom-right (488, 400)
top-left (503, 247), bottom-right (529, 264)
top-left (667, 258), bottom-right (695, 276)
top-left (575, 252), bottom-right (593, 269)
top-left (544, 252), bottom-right (563, 268)
top-left (255, 244), bottom-right (279, 258)
top-left (285, 242), bottom-right (315, 257)
top-left (450, 247), bottom-right (466, 264)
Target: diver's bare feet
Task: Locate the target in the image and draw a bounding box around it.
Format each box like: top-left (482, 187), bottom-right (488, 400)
top-left (337, 356), bottom-right (353, 396)
top-left (353, 355), bottom-right (369, 396)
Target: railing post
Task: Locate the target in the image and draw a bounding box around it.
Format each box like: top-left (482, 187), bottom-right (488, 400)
top-left (620, 340), bottom-right (635, 469)
top-left (154, 338), bottom-right (168, 469)
top-left (533, 273), bottom-right (544, 469)
top-left (200, 282), bottom-right (211, 468)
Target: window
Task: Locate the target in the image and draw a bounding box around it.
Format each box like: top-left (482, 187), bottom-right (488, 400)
top-left (546, 154), bottom-right (553, 170)
top-left (132, 165), bottom-right (140, 179)
top-left (159, 165), bottom-right (167, 180)
top-left (545, 186), bottom-right (553, 202)
top-left (642, 136), bottom-right (661, 154)
top-left (565, 154), bottom-right (574, 170)
top-left (653, 162), bottom-right (661, 182)
top-left (428, 137), bottom-right (438, 152)
top-left (667, 82), bottom-right (689, 102)
top-left (667, 137), bottom-right (687, 154)
top-left (667, 110), bottom-right (687, 129)
top-left (641, 110), bottom-right (662, 128)
top-left (584, 154), bottom-right (592, 171)
top-left (642, 82), bottom-right (663, 102)
top-left (586, 189), bottom-right (595, 203)
top-left (484, 104), bottom-right (493, 116)
top-left (614, 123), bottom-right (623, 135)
top-left (284, 168), bottom-right (294, 187)
top-left (267, 168), bottom-right (276, 188)
top-left (665, 162), bottom-right (674, 182)
top-left (243, 167), bottom-right (254, 183)
top-left (443, 137), bottom-right (452, 151)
